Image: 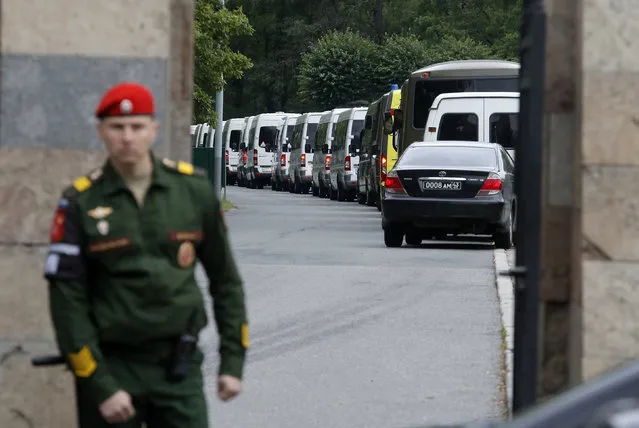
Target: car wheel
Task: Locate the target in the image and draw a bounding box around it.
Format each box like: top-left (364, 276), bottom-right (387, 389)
top-left (494, 212), bottom-right (514, 250)
top-left (405, 233), bottom-right (422, 246)
top-left (357, 191), bottom-right (365, 204)
top-left (384, 226), bottom-right (404, 248)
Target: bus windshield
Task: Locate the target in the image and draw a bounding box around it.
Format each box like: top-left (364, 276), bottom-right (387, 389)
top-left (413, 77), bottom-right (519, 129)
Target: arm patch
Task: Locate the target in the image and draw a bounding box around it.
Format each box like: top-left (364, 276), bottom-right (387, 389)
top-left (43, 196), bottom-right (87, 282)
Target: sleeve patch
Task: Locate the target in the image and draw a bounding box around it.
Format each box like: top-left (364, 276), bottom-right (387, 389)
top-left (68, 345), bottom-right (97, 378)
top-left (72, 176), bottom-right (92, 192)
top-left (49, 209), bottom-right (66, 242)
top-left (44, 253), bottom-right (60, 275)
top-left (241, 323), bottom-right (249, 349)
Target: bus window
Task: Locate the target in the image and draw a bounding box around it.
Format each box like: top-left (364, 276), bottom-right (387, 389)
top-left (413, 77), bottom-right (519, 129)
top-left (437, 113), bottom-right (479, 141)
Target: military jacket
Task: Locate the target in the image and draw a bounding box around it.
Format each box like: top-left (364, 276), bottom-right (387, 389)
top-left (43, 154), bottom-right (248, 404)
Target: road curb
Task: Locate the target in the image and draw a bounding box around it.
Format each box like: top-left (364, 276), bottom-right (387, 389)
top-left (494, 248), bottom-right (514, 419)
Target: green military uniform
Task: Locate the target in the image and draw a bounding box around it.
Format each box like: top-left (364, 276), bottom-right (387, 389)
top-left (44, 154), bottom-right (248, 428)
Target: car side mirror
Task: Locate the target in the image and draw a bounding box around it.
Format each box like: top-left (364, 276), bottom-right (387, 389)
top-left (304, 143), bottom-right (311, 153)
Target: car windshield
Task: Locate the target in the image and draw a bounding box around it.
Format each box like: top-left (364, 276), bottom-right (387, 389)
top-left (399, 146), bottom-right (498, 169)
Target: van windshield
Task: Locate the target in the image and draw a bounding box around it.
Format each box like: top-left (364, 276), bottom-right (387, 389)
top-left (413, 77), bottom-right (519, 129)
top-left (257, 126), bottom-right (278, 152)
top-left (489, 113), bottom-right (518, 149)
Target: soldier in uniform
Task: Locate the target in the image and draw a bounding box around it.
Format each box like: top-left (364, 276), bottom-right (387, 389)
top-left (43, 81), bottom-right (248, 427)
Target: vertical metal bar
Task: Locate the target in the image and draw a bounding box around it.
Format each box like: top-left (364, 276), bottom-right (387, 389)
top-left (513, 0), bottom-right (546, 414)
top-left (213, 0), bottom-right (225, 199)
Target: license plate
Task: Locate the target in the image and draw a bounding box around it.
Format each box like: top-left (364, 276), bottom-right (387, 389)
top-left (421, 180), bottom-right (462, 191)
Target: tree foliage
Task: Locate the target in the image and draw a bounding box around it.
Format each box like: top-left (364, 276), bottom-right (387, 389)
top-left (195, 0), bottom-right (523, 119)
top-left (193, 0), bottom-right (254, 123)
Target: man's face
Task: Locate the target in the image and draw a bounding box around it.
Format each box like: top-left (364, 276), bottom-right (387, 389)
top-left (97, 116), bottom-right (158, 166)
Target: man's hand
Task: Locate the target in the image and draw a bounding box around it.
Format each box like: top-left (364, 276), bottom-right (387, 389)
top-left (218, 375), bottom-right (242, 401)
top-left (99, 390), bottom-right (135, 424)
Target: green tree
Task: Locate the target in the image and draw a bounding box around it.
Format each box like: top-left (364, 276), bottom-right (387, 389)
top-left (376, 34), bottom-right (430, 90)
top-left (423, 35), bottom-right (496, 64)
top-left (193, 0), bottom-right (255, 123)
top-left (297, 30), bottom-right (379, 110)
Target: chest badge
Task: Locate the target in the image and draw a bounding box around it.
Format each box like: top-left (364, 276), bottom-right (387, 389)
top-left (177, 241), bottom-right (196, 268)
top-left (96, 220), bottom-right (109, 236)
top-left (88, 206), bottom-right (113, 219)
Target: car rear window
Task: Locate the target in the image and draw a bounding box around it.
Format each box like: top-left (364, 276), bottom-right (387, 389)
top-left (399, 146), bottom-right (498, 168)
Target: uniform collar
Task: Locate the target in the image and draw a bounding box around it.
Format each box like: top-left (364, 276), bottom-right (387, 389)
top-left (100, 152), bottom-right (171, 195)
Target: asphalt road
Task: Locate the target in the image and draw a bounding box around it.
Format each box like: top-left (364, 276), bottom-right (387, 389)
top-left (197, 185), bottom-right (503, 428)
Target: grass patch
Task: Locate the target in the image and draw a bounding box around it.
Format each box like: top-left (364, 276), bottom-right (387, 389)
top-left (221, 199), bottom-right (236, 212)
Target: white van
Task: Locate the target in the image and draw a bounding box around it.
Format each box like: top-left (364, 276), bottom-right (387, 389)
top-left (272, 113), bottom-right (300, 191)
top-left (245, 113), bottom-right (288, 189)
top-left (311, 108), bottom-right (348, 198)
top-left (288, 112), bottom-right (323, 194)
top-left (423, 92), bottom-right (519, 158)
top-left (222, 118), bottom-right (245, 186)
top-left (329, 107), bottom-right (367, 201)
top-left (237, 116), bottom-right (256, 187)
top-left (193, 123), bottom-right (214, 148)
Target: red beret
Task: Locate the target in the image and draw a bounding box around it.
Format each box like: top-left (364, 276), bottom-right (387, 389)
top-left (95, 82), bottom-right (155, 119)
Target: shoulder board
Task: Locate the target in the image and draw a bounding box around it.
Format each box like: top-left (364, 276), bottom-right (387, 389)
top-left (62, 167), bottom-right (102, 198)
top-left (162, 158), bottom-right (206, 177)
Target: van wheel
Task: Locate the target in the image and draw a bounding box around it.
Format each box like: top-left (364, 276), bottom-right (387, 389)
top-left (357, 192), bottom-right (366, 204)
top-left (337, 183), bottom-right (346, 202)
top-left (384, 226), bottom-right (404, 248)
top-left (366, 186), bottom-right (376, 206)
top-left (257, 181), bottom-right (264, 189)
top-left (294, 181), bottom-right (302, 194)
top-left (329, 186), bottom-right (337, 200)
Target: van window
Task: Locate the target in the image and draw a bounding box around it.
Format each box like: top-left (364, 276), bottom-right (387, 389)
top-left (350, 119), bottom-right (365, 150)
top-left (315, 123), bottom-right (329, 152)
top-left (413, 77), bottom-right (519, 128)
top-left (249, 127), bottom-right (256, 148)
top-left (257, 126), bottom-right (278, 152)
top-left (437, 113), bottom-right (479, 141)
top-left (291, 123), bottom-right (304, 151)
top-left (334, 121), bottom-right (348, 151)
top-left (229, 130), bottom-right (241, 151)
top-left (489, 113), bottom-right (518, 150)
top-left (305, 123), bottom-right (318, 144)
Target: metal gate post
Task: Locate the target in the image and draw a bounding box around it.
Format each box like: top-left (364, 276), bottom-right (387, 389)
top-left (509, 0), bottom-right (546, 415)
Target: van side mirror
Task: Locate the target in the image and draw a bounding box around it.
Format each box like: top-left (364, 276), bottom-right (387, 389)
top-left (349, 145), bottom-right (359, 156)
top-left (393, 109), bottom-right (404, 132)
top-left (383, 112), bottom-right (393, 135)
top-left (371, 145), bottom-right (379, 155)
top-left (323, 143), bottom-right (329, 153)
top-left (365, 115), bottom-right (372, 129)
top-left (304, 143), bottom-right (311, 153)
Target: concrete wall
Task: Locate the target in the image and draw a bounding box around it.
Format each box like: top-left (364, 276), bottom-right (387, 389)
top-left (581, 0), bottom-right (639, 379)
top-left (0, 0), bottom-right (193, 426)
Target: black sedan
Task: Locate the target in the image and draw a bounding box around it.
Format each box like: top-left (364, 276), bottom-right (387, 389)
top-left (380, 141), bottom-right (516, 248)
